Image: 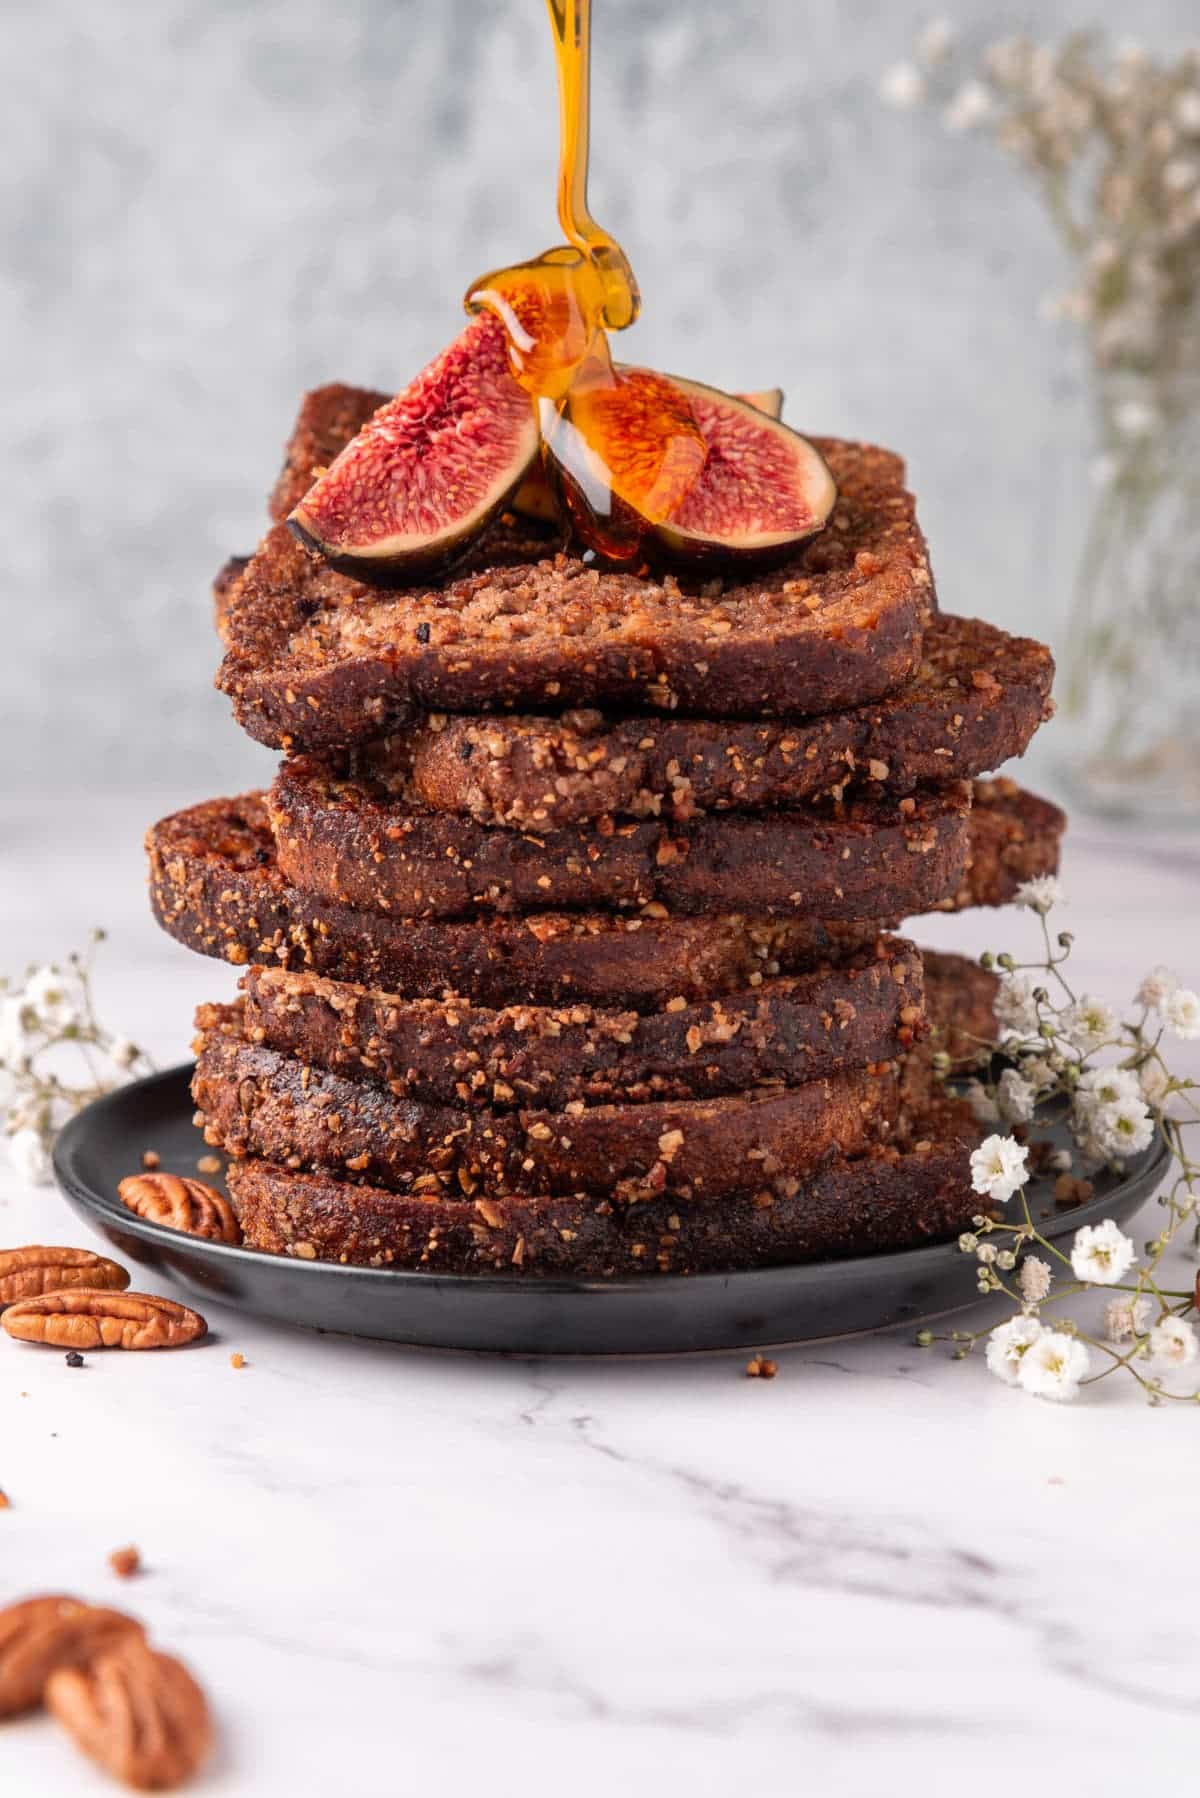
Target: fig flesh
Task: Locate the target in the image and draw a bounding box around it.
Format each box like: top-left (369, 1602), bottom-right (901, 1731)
top-left (511, 386), bottom-right (783, 523)
top-left (289, 314), bottom-right (539, 585)
top-left (544, 369), bottom-right (834, 570)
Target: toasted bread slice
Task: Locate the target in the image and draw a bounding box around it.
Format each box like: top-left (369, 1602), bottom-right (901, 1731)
top-left (218, 432), bottom-right (934, 752)
top-left (946, 779), bottom-right (1064, 911)
top-left (267, 761), bottom-right (972, 920)
top-left (228, 1104), bottom-right (979, 1275)
top-left (147, 794), bottom-right (882, 1009)
top-left (239, 942), bottom-right (924, 1110)
top-left (375, 613), bottom-right (1052, 827)
top-left (193, 1004), bottom-right (901, 1202)
top-left (146, 786), bottom-right (1060, 1002)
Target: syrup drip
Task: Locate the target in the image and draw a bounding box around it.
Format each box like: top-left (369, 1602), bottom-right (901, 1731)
top-left (465, 0), bottom-right (705, 560)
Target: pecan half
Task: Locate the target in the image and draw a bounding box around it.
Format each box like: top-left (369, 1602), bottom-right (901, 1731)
top-left (2, 1290), bottom-right (208, 1351)
top-left (0, 1595), bottom-right (142, 1718)
top-left (0, 1246), bottom-right (130, 1310)
top-left (117, 1173), bottom-right (241, 1245)
top-left (47, 1636), bottom-right (213, 1791)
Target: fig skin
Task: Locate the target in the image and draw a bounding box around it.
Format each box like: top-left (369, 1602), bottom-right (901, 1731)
top-left (543, 371), bottom-right (835, 573)
top-left (289, 314), bottom-right (540, 588)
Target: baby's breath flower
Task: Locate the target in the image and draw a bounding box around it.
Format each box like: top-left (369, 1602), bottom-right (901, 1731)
top-left (1018, 1054), bottom-right (1060, 1094)
top-left (964, 1078), bottom-right (999, 1125)
top-left (1091, 1095), bottom-right (1154, 1159)
top-left (1136, 965), bottom-right (1177, 1012)
top-left (0, 938), bottom-right (151, 1180)
top-left (970, 1134), bottom-right (1029, 1204)
top-left (880, 62), bottom-right (926, 110)
top-left (0, 998), bottom-right (30, 1071)
top-left (1013, 875), bottom-right (1065, 914)
top-left (1148, 1315), bottom-right (1199, 1368)
top-left (1075, 1065), bottom-right (1141, 1112)
top-left (916, 19), bottom-right (955, 68)
top-left (986, 1314), bottom-right (1043, 1385)
top-left (1105, 1294), bottom-right (1152, 1342)
top-left (1176, 89), bottom-right (1200, 133)
top-left (994, 973), bottom-right (1041, 1039)
top-left (1062, 994), bottom-right (1119, 1052)
top-left (997, 1067), bottom-right (1037, 1124)
top-left (1164, 988), bottom-right (1200, 1040)
top-left (23, 966), bottom-right (78, 1034)
top-left (944, 79), bottom-right (992, 132)
top-left (1112, 398), bottom-right (1161, 440)
top-left (9, 1127), bottom-right (52, 1187)
top-left (1070, 1218), bottom-right (1137, 1285)
top-left (1018, 1256), bottom-right (1053, 1304)
top-left (1017, 1330), bottom-right (1090, 1402)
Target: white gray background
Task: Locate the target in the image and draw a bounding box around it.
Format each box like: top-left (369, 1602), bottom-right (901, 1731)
top-left (5, 0), bottom-right (1194, 803)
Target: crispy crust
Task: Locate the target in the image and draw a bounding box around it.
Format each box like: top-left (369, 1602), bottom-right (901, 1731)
top-left (193, 1007), bottom-right (902, 1202)
top-left (388, 613), bottom-right (1054, 826)
top-left (218, 432), bottom-right (934, 752)
top-left (239, 942), bottom-right (925, 1109)
top-left (228, 1115), bottom-right (979, 1275)
top-left (949, 778), bottom-right (1065, 910)
top-left (267, 763), bottom-right (972, 920)
top-left (212, 555), bottom-right (250, 643)
top-left (146, 793), bottom-right (883, 1009)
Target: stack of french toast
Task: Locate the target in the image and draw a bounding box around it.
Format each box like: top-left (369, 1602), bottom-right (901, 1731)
top-left (145, 380), bottom-right (1062, 1277)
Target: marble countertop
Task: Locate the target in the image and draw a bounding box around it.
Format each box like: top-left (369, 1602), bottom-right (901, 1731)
top-left (3, 788), bottom-right (1199, 1796)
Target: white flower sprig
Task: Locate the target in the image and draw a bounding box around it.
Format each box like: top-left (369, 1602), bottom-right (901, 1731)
top-left (0, 932), bottom-right (154, 1185)
top-left (918, 882), bottom-right (1200, 1404)
top-left (881, 31), bottom-right (1200, 396)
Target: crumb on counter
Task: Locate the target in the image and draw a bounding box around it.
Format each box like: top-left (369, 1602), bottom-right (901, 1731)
top-left (230, 1353), bottom-right (246, 1370)
top-left (196, 1155), bottom-right (222, 1175)
top-left (745, 1354), bottom-right (778, 1379)
top-left (108, 1545), bottom-right (141, 1579)
top-left (141, 1150), bottom-right (161, 1170)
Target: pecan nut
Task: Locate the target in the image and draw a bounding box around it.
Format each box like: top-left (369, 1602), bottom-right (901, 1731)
top-left (47, 1635), bottom-right (213, 1791)
top-left (2, 1290), bottom-right (208, 1351)
top-left (0, 1595), bottom-right (142, 1718)
top-left (117, 1173), bottom-right (241, 1245)
top-left (0, 1246), bottom-right (129, 1311)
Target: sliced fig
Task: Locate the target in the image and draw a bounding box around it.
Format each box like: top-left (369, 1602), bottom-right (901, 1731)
top-left (289, 314), bottom-right (539, 584)
top-left (511, 386), bottom-right (783, 524)
top-left (542, 368), bottom-right (834, 570)
top-left (649, 375), bottom-right (835, 569)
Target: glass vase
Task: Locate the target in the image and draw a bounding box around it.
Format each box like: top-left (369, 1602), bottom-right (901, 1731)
top-left (1057, 372), bottom-right (1200, 821)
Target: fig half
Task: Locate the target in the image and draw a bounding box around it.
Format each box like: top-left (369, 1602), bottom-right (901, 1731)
top-left (511, 386), bottom-right (783, 524)
top-left (289, 314), bottom-right (539, 585)
top-left (544, 370), bottom-right (834, 571)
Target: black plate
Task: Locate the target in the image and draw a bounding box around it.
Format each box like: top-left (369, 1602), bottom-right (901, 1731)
top-left (53, 1066), bottom-right (1168, 1357)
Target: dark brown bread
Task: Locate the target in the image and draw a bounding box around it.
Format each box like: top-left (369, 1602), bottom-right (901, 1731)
top-left (267, 762), bottom-right (972, 920)
top-left (147, 793), bottom-right (882, 1009)
top-left (228, 1110), bottom-right (979, 1275)
top-left (146, 786), bottom-right (1058, 1001)
top-left (218, 434), bottom-right (935, 753)
top-left (923, 950), bottom-right (1000, 1068)
top-left (193, 1008), bottom-right (901, 1202)
top-left (949, 778), bottom-right (1065, 910)
top-left (390, 613), bottom-right (1054, 827)
top-left (239, 941), bottom-right (925, 1109)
